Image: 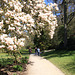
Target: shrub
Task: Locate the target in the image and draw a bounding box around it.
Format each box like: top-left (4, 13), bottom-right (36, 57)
top-left (21, 57), bottom-right (28, 64)
top-left (13, 65), bottom-right (23, 71)
top-left (0, 58), bottom-right (14, 67)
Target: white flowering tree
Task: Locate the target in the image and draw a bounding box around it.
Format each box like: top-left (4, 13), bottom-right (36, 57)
top-left (0, 0), bottom-right (58, 60)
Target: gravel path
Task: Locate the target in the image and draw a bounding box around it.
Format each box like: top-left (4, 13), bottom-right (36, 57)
top-left (27, 54), bottom-right (65, 75)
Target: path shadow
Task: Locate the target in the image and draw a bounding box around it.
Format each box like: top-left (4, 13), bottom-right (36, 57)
top-left (41, 50), bottom-right (75, 59)
top-left (0, 71), bottom-right (8, 75)
top-left (28, 61), bottom-right (34, 66)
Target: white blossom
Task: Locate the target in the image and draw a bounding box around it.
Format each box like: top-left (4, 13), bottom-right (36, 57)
top-left (0, 0), bottom-right (59, 51)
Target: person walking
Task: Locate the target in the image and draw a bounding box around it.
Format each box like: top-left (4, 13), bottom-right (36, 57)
top-left (37, 48), bottom-right (40, 56)
top-left (29, 47), bottom-right (32, 54)
top-left (35, 47), bottom-right (37, 55)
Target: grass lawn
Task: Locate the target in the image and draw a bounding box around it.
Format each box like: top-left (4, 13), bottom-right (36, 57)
top-left (20, 48), bottom-right (30, 57)
top-left (0, 53), bottom-right (11, 58)
top-left (0, 49), bottom-right (29, 59)
top-left (41, 50), bottom-right (75, 75)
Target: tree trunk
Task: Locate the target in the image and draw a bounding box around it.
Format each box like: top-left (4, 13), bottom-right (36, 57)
top-left (63, 0), bottom-right (67, 48)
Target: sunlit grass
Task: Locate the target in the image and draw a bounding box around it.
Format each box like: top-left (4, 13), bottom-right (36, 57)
top-left (0, 49), bottom-right (30, 61)
top-left (41, 50), bottom-right (75, 75)
top-left (0, 53), bottom-right (13, 58)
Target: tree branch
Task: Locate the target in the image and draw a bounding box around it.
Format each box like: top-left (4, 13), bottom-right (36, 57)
top-left (67, 12), bottom-right (75, 25)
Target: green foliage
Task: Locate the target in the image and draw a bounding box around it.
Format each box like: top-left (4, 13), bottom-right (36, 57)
top-left (13, 65), bottom-right (23, 71)
top-left (0, 54), bottom-right (28, 71)
top-left (67, 36), bottom-right (75, 50)
top-left (0, 58), bottom-right (14, 67)
top-left (13, 73), bottom-right (17, 75)
top-left (20, 48), bottom-right (29, 54)
top-left (21, 57), bottom-right (28, 64)
top-left (48, 25), bottom-right (64, 49)
top-left (34, 29), bottom-right (52, 50)
top-left (57, 25), bottom-right (64, 40)
top-left (0, 49), bottom-right (29, 72)
top-left (25, 37), bottom-right (35, 49)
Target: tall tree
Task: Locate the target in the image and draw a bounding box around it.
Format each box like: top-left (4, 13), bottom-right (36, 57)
top-left (47, 0), bottom-right (75, 48)
top-left (63, 0), bottom-right (67, 48)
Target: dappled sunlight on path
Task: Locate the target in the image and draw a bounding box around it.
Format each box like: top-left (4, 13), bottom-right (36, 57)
top-left (27, 54), bottom-right (64, 75)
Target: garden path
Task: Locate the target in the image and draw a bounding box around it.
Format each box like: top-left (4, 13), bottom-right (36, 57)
top-left (27, 54), bottom-right (64, 75)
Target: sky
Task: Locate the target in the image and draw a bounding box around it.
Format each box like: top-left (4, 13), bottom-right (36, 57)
top-left (44, 0), bottom-right (53, 5)
top-left (44, 0), bottom-right (49, 5)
